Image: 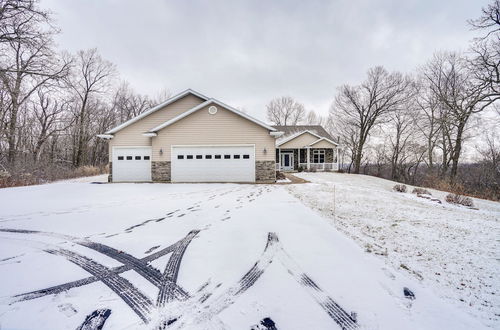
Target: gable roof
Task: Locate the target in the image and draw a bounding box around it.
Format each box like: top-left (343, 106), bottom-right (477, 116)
top-left (105, 89), bottom-right (209, 134)
top-left (272, 125), bottom-right (334, 141)
top-left (148, 98), bottom-right (276, 133)
top-left (308, 136), bottom-right (339, 147)
top-left (273, 125), bottom-right (336, 147)
top-left (276, 130), bottom-right (323, 147)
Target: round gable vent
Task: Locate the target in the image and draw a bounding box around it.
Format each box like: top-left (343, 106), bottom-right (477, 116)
top-left (208, 106), bottom-right (218, 115)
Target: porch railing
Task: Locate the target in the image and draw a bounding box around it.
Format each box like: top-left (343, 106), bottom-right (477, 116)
top-left (298, 163), bottom-right (339, 171)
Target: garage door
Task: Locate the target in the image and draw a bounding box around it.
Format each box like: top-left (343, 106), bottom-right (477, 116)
top-left (171, 145), bottom-right (255, 183)
top-left (112, 147), bottom-right (152, 182)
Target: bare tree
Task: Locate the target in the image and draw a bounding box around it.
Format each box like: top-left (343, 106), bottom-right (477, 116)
top-left (422, 52), bottom-right (500, 180)
top-left (303, 110), bottom-right (325, 125)
top-left (331, 66), bottom-right (413, 174)
top-left (468, 0), bottom-right (500, 38)
top-left (0, 2), bottom-right (69, 164)
top-left (387, 103), bottom-right (418, 180)
top-left (29, 88), bottom-right (72, 162)
top-left (66, 48), bottom-right (116, 166)
top-left (266, 96), bottom-right (305, 125)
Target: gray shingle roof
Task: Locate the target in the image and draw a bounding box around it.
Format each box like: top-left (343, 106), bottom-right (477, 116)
top-left (272, 125), bottom-right (335, 142)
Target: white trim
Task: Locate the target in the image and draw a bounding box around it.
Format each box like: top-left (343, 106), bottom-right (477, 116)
top-left (280, 151), bottom-right (294, 171)
top-left (270, 131), bottom-right (284, 137)
top-left (148, 99), bottom-right (276, 133)
top-left (308, 137), bottom-right (339, 147)
top-left (276, 130), bottom-right (323, 147)
top-left (171, 143), bottom-right (256, 148)
top-left (97, 134), bottom-right (114, 139)
top-left (105, 89), bottom-right (210, 134)
top-left (142, 132), bottom-right (157, 137)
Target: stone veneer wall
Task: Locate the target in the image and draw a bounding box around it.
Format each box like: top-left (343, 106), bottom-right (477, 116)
top-left (256, 160), bottom-right (276, 182)
top-left (108, 162), bottom-right (112, 182)
top-left (152, 161), bottom-right (171, 182)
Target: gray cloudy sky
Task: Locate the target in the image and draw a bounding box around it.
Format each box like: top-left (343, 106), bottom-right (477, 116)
top-left (43, 0), bottom-right (488, 121)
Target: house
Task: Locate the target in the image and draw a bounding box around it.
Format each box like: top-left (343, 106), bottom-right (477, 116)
top-left (274, 125), bottom-right (339, 172)
top-left (98, 89), bottom-right (339, 183)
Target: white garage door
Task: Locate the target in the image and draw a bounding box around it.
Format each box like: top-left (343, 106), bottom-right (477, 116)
top-left (112, 147), bottom-right (152, 182)
top-left (171, 145), bottom-right (255, 183)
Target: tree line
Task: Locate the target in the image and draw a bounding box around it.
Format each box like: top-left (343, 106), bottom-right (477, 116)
top-left (1, 0), bottom-right (498, 199)
top-left (0, 0), bottom-right (169, 185)
top-left (265, 1), bottom-right (499, 200)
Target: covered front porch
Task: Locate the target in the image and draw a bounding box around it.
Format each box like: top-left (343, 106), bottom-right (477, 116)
top-left (276, 147), bottom-right (339, 172)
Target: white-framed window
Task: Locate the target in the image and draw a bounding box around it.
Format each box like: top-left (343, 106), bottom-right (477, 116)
top-left (312, 150), bottom-right (325, 163)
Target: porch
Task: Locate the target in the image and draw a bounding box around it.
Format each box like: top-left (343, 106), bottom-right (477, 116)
top-left (275, 147), bottom-right (339, 172)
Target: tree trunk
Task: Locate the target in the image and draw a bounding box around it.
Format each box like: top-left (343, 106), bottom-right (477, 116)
top-left (450, 121), bottom-right (466, 181)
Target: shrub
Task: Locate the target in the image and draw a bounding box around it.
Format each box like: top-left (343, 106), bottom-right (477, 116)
top-left (276, 171), bottom-right (286, 180)
top-left (297, 166), bottom-right (305, 172)
top-left (393, 184), bottom-right (407, 193)
top-left (412, 187), bottom-right (431, 195)
top-left (337, 168), bottom-right (345, 173)
top-left (445, 193), bottom-right (474, 207)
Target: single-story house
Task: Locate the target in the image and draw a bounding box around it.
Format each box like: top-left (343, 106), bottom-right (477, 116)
top-left (98, 89), bottom-right (339, 183)
top-left (274, 125), bottom-right (339, 172)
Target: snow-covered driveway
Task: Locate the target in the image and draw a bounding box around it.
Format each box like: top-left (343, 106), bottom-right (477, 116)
top-left (0, 176), bottom-right (485, 329)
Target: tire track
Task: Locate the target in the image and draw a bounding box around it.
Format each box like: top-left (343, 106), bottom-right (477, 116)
top-left (76, 308), bottom-right (112, 330)
top-left (9, 232), bottom-right (190, 303)
top-left (46, 248), bottom-right (152, 323)
top-left (157, 230), bottom-right (200, 306)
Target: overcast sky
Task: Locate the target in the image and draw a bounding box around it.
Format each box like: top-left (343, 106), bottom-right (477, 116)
top-left (43, 0), bottom-right (488, 121)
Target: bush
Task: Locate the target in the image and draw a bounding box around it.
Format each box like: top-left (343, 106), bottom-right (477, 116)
top-left (276, 171), bottom-right (286, 180)
top-left (393, 184), bottom-right (407, 193)
top-left (337, 168), bottom-right (345, 173)
top-left (297, 166), bottom-right (305, 172)
top-left (445, 193), bottom-right (474, 207)
top-left (412, 187), bottom-right (431, 195)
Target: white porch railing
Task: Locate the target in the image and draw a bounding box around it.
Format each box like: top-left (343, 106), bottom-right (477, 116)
top-left (298, 163), bottom-right (339, 171)
top-left (275, 162), bottom-right (281, 170)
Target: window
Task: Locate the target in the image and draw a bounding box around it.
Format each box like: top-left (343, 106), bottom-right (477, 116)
top-left (135, 156), bottom-right (141, 160)
top-left (177, 155), bottom-right (184, 159)
top-left (186, 155), bottom-right (193, 159)
top-left (205, 155), bottom-right (212, 159)
top-left (118, 156), bottom-right (124, 160)
top-left (126, 156), bottom-right (133, 160)
top-left (312, 150), bottom-right (325, 163)
top-left (144, 156), bottom-right (150, 160)
top-left (243, 154), bottom-right (250, 159)
top-left (215, 155), bottom-right (221, 159)
top-left (233, 155), bottom-right (241, 159)
top-left (196, 155), bottom-right (203, 159)
top-left (224, 155), bottom-right (231, 159)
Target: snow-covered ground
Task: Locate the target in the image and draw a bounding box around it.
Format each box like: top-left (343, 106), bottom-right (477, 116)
top-left (0, 177), bottom-right (494, 329)
top-left (288, 172), bottom-right (500, 328)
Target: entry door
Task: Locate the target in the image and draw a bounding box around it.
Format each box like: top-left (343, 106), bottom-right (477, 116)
top-left (281, 152), bottom-right (294, 171)
top-left (171, 145), bottom-right (255, 182)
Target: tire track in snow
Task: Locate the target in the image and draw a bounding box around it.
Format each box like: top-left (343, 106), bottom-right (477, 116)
top-left (157, 230), bottom-right (200, 306)
top-left (46, 248), bottom-right (153, 323)
top-left (76, 308), bottom-right (112, 330)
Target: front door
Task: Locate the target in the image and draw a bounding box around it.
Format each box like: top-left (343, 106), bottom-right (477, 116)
top-left (280, 152), bottom-right (294, 171)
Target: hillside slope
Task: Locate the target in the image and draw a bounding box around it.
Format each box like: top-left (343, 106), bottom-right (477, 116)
top-left (288, 172), bottom-right (500, 328)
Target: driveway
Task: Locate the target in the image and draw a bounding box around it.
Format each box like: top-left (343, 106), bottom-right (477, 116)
top-left (0, 176), bottom-right (483, 329)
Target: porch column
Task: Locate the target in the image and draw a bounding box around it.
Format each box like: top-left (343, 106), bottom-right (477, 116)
top-left (307, 147), bottom-right (310, 171)
top-left (278, 148), bottom-right (281, 171)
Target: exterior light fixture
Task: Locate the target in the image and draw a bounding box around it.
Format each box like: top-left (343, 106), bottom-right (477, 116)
top-left (160, 148), bottom-right (163, 156)
top-left (263, 148), bottom-right (267, 154)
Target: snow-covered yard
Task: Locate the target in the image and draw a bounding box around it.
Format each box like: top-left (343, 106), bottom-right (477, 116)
top-left (0, 174), bottom-right (494, 329)
top-left (288, 172), bottom-right (500, 328)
